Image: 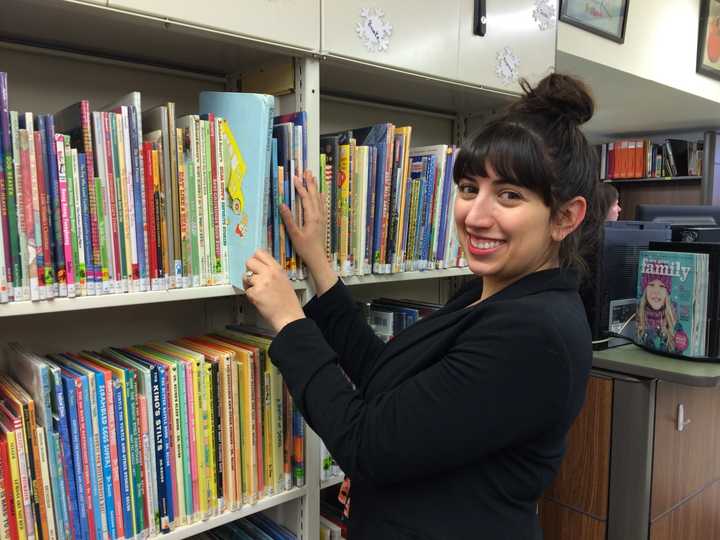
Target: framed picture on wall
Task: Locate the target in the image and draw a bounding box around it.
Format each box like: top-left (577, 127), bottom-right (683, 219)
top-left (697, 0), bottom-right (720, 81)
top-left (559, 0), bottom-right (630, 44)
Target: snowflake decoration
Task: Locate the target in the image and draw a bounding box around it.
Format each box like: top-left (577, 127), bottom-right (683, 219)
top-left (356, 7), bottom-right (393, 53)
top-left (532, 0), bottom-right (556, 31)
top-left (495, 47), bottom-right (520, 85)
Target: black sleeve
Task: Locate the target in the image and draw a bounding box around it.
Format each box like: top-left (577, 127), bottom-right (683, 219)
top-left (269, 307), bottom-right (571, 487)
top-left (302, 279), bottom-right (386, 389)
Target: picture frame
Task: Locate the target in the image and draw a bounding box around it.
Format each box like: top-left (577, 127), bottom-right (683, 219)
top-left (697, 0), bottom-right (720, 81)
top-left (559, 0), bottom-right (630, 44)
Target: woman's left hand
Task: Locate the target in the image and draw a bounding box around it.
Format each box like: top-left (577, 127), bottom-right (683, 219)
top-left (243, 249), bottom-right (305, 333)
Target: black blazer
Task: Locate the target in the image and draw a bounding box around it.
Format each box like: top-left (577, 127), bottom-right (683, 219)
top-left (269, 268), bottom-right (592, 540)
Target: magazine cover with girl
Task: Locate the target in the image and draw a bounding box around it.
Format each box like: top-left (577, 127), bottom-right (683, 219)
top-left (635, 250), bottom-right (708, 358)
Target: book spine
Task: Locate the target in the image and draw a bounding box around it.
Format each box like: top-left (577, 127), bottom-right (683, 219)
top-left (141, 144), bottom-right (158, 289)
top-left (124, 374), bottom-right (144, 536)
top-left (0, 435), bottom-right (18, 540)
top-left (93, 373), bottom-right (116, 540)
top-left (156, 366), bottom-right (174, 530)
top-left (210, 362), bottom-right (221, 512)
top-left (186, 361), bottom-right (199, 520)
top-left (167, 105), bottom-right (181, 288)
top-left (207, 115), bottom-right (222, 284)
top-left (18, 130), bottom-right (39, 300)
top-left (119, 109), bottom-right (140, 292)
top-left (134, 394), bottom-right (153, 536)
top-left (129, 107), bottom-right (149, 292)
top-left (152, 148), bottom-right (167, 290)
top-left (175, 364), bottom-right (190, 523)
top-left (175, 130), bottom-right (190, 288)
top-left (148, 367), bottom-right (168, 533)
top-left (180, 363), bottom-right (193, 519)
top-left (9, 113), bottom-right (27, 300)
top-left (0, 74), bottom-right (13, 299)
top-left (34, 428), bottom-right (56, 540)
top-left (118, 111), bottom-right (135, 291)
top-left (25, 121), bottom-right (45, 299)
top-left (77, 155), bottom-right (95, 295)
top-left (217, 121), bottom-right (228, 284)
top-left (34, 125), bottom-right (56, 298)
top-left (101, 113), bottom-right (121, 293)
top-left (108, 114), bottom-right (128, 293)
top-left (54, 136), bottom-right (75, 297)
top-left (6, 430), bottom-right (28, 540)
top-left (112, 380), bottom-right (133, 539)
top-left (68, 148), bottom-right (87, 296)
top-left (61, 377), bottom-right (88, 540)
top-left (51, 379), bottom-right (77, 540)
top-left (79, 375), bottom-right (105, 540)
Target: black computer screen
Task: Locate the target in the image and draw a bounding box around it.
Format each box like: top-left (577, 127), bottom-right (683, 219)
top-left (636, 204), bottom-right (720, 225)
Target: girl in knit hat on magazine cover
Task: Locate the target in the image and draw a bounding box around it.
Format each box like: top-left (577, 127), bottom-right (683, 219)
top-left (636, 270), bottom-right (689, 354)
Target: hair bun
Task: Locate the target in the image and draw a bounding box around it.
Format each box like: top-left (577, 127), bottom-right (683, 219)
top-left (514, 73), bottom-right (594, 126)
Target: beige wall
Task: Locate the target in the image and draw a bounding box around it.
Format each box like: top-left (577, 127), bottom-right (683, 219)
top-left (558, 0), bottom-right (720, 104)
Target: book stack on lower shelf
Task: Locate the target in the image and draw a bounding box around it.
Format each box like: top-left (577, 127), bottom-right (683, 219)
top-left (0, 326), bottom-right (304, 540)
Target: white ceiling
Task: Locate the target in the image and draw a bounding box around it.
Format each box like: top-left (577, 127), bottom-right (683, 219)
top-left (557, 51), bottom-right (720, 142)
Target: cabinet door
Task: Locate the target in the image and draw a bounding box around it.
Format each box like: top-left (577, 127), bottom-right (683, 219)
top-left (543, 375), bottom-right (613, 519)
top-left (108, 0), bottom-right (320, 51)
top-left (457, 0), bottom-right (558, 93)
top-left (651, 382), bottom-right (720, 521)
top-left (650, 481), bottom-right (720, 540)
top-left (322, 0), bottom-right (461, 81)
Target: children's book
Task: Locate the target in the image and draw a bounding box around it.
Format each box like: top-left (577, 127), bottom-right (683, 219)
top-left (198, 93), bottom-right (274, 291)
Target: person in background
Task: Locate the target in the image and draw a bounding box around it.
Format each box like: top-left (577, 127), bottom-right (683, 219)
top-left (598, 182), bottom-right (621, 220)
top-left (241, 73), bottom-right (602, 539)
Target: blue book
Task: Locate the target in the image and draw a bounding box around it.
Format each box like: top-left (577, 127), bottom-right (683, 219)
top-left (436, 151), bottom-right (455, 265)
top-left (199, 92), bottom-right (275, 290)
top-left (111, 376), bottom-right (134, 539)
top-left (60, 372), bottom-right (90, 540)
top-left (78, 154), bottom-right (96, 293)
top-left (71, 357), bottom-right (118, 539)
top-left (44, 115), bottom-right (66, 295)
top-left (420, 155), bottom-right (437, 269)
top-left (248, 513), bottom-right (297, 540)
top-left (35, 115), bottom-right (57, 295)
top-left (270, 138), bottom-right (279, 260)
top-left (47, 360), bottom-right (81, 540)
top-left (60, 360), bottom-right (104, 540)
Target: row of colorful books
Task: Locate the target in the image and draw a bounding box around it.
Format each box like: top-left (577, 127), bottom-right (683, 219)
top-left (0, 74), bottom-right (313, 304)
top-left (320, 128), bottom-right (464, 276)
top-left (597, 138), bottom-right (704, 181)
top-left (0, 327), bottom-right (304, 540)
top-left (191, 513), bottom-right (296, 540)
top-left (360, 297), bottom-right (442, 342)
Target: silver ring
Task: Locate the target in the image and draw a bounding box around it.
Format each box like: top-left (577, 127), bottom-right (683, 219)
top-left (245, 270), bottom-right (254, 280)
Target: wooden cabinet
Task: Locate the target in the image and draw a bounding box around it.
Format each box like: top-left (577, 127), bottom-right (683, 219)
top-left (544, 375), bottom-right (613, 519)
top-left (321, 0), bottom-right (462, 81)
top-left (650, 382), bottom-right (720, 522)
top-left (457, 0), bottom-right (558, 93)
top-left (108, 0), bottom-right (321, 51)
top-left (541, 374), bottom-right (720, 540)
top-left (650, 482), bottom-right (720, 540)
top-left (538, 498), bottom-right (607, 540)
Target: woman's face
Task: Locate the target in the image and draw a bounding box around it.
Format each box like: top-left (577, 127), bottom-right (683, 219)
top-left (646, 279), bottom-right (668, 310)
top-left (453, 163), bottom-right (557, 296)
top-left (607, 198), bottom-right (621, 221)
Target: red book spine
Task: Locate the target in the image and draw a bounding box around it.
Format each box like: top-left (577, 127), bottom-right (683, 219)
top-left (0, 433), bottom-right (19, 540)
top-left (142, 143), bottom-right (158, 284)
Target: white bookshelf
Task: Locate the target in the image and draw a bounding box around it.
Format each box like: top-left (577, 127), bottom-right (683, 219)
top-left (0, 1), bottom-right (499, 538)
top-left (156, 488), bottom-right (306, 540)
top-left (320, 475), bottom-right (344, 491)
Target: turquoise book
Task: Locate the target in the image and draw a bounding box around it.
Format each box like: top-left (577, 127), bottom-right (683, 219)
top-left (198, 92), bottom-right (275, 290)
top-left (635, 250), bottom-right (709, 357)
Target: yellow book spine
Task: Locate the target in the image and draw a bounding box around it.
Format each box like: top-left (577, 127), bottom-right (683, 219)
top-left (338, 145), bottom-right (350, 276)
top-left (240, 354), bottom-right (255, 503)
top-left (263, 367), bottom-right (272, 496)
top-left (168, 365), bottom-right (185, 526)
top-left (395, 127), bottom-right (412, 272)
top-left (270, 365), bottom-right (283, 494)
top-left (6, 431), bottom-right (26, 540)
top-left (190, 359), bottom-right (201, 522)
top-left (230, 358), bottom-right (242, 507)
top-left (222, 357), bottom-right (235, 508)
top-left (195, 361), bottom-right (207, 518)
top-left (204, 365), bottom-right (217, 514)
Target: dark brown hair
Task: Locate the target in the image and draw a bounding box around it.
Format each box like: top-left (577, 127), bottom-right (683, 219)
top-left (453, 73), bottom-right (602, 277)
top-left (596, 182), bottom-right (619, 220)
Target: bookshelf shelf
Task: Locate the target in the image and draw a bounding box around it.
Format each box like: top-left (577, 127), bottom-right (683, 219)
top-left (157, 488), bottom-right (306, 540)
top-left (320, 475), bottom-right (345, 490)
top-left (341, 267), bottom-right (471, 286)
top-left (604, 176), bottom-right (702, 185)
top-left (0, 269), bottom-right (470, 318)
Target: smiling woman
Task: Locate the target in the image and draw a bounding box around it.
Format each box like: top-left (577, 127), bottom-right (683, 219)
top-left (244, 72), bottom-right (604, 540)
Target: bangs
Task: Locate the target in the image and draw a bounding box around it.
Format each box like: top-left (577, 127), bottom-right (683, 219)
top-left (453, 121), bottom-right (557, 205)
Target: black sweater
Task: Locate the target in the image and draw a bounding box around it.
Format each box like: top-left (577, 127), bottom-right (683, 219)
top-left (268, 268), bottom-right (592, 540)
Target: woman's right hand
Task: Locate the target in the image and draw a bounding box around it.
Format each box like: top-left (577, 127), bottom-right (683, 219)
top-left (280, 169), bottom-right (327, 266)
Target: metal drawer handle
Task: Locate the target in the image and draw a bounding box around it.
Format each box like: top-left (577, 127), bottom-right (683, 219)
top-left (677, 403), bottom-right (692, 432)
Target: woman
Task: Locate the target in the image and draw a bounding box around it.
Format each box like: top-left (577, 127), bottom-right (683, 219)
top-left (598, 182), bottom-right (621, 221)
top-left (243, 73), bottom-right (601, 539)
top-left (636, 272), bottom-right (688, 353)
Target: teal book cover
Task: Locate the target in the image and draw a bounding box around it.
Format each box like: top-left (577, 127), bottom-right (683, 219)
top-left (635, 250), bottom-right (709, 357)
top-left (198, 92), bottom-right (275, 290)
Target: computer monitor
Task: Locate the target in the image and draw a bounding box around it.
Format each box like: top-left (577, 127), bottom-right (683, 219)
top-left (636, 204), bottom-right (720, 225)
